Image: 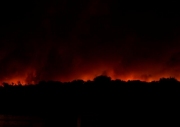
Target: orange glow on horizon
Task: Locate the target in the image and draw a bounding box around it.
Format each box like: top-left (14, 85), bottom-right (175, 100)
top-left (1, 74), bottom-right (179, 85)
top-left (1, 71), bottom-right (179, 85)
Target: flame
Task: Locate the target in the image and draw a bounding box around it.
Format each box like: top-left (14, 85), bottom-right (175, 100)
top-left (2, 77), bottom-right (27, 85)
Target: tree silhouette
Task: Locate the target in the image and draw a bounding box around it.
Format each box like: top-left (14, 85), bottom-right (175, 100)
top-left (0, 76), bottom-right (179, 126)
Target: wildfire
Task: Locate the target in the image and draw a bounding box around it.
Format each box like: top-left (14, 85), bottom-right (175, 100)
top-left (1, 65), bottom-right (180, 85)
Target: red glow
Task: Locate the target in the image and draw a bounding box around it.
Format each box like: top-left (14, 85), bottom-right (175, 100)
top-left (0, 0), bottom-right (180, 86)
top-left (1, 65), bottom-right (179, 85)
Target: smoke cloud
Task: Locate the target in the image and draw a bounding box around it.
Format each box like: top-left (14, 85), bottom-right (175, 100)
top-left (0, 0), bottom-right (180, 84)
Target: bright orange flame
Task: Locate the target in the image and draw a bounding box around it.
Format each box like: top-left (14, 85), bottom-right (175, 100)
top-left (2, 77), bottom-right (26, 85)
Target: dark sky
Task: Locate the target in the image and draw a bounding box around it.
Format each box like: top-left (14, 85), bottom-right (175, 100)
top-left (0, 0), bottom-right (180, 84)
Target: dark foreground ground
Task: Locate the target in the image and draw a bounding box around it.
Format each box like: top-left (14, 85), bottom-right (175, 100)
top-left (0, 76), bottom-right (180, 127)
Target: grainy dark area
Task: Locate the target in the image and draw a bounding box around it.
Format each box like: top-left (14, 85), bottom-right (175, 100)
top-left (0, 76), bottom-right (180, 126)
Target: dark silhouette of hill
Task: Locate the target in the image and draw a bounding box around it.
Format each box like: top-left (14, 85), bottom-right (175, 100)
top-left (0, 75), bottom-right (180, 126)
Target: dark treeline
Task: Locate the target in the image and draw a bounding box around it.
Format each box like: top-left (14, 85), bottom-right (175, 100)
top-left (0, 75), bottom-right (180, 126)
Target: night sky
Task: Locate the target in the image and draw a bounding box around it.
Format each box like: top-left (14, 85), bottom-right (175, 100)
top-left (0, 0), bottom-right (180, 84)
